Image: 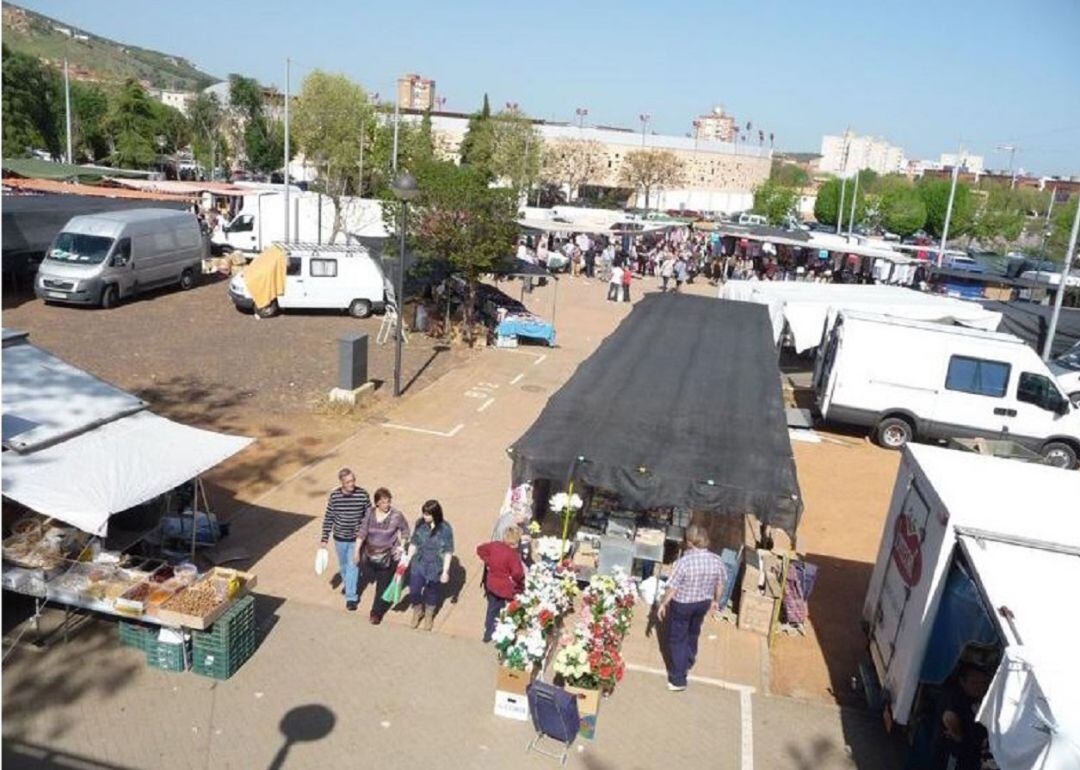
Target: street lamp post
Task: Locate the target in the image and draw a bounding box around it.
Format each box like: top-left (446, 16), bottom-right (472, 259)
top-left (836, 176), bottom-right (847, 235)
top-left (847, 169), bottom-right (860, 237)
top-left (391, 173), bottom-right (420, 397)
top-left (937, 162), bottom-right (961, 268)
top-left (1043, 198), bottom-right (1080, 361)
top-left (576, 107), bottom-right (588, 129)
top-left (639, 113), bottom-right (651, 147)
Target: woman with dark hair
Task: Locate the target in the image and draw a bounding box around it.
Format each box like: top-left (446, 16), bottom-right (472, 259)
top-left (355, 487), bottom-right (410, 625)
top-left (407, 500), bottom-right (455, 631)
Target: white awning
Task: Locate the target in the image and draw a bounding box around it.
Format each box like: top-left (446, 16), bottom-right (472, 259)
top-left (2, 411), bottom-right (253, 535)
top-left (962, 536), bottom-right (1080, 770)
top-left (720, 281), bottom-right (1003, 352)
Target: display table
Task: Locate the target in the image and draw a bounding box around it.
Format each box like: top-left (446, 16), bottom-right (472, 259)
top-left (496, 314), bottom-right (556, 346)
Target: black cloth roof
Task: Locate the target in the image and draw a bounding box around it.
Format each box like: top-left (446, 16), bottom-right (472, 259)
top-left (982, 300), bottom-right (1080, 358)
top-left (490, 256), bottom-right (555, 279)
top-left (509, 292), bottom-right (802, 537)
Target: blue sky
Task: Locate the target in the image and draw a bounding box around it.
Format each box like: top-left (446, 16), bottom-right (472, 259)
top-left (16, 0), bottom-right (1080, 176)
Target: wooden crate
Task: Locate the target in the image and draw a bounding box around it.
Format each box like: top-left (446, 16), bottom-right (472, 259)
top-left (156, 569), bottom-right (257, 630)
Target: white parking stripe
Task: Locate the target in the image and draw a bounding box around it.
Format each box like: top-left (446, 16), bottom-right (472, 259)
top-left (477, 398), bottom-right (495, 413)
top-left (533, 354), bottom-right (547, 365)
top-left (383, 422), bottom-right (464, 438)
top-left (624, 663), bottom-right (755, 694)
top-left (740, 688), bottom-right (754, 770)
top-left (509, 373), bottom-right (525, 385)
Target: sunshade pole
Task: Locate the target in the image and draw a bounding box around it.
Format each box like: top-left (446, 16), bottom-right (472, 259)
top-left (190, 476), bottom-right (199, 563)
top-left (551, 279), bottom-right (558, 338)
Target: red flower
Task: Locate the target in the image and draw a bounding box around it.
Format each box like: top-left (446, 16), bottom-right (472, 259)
top-left (599, 665), bottom-right (613, 679)
top-left (507, 600), bottom-right (521, 614)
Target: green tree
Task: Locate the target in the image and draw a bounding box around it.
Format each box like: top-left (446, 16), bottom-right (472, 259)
top-left (918, 178), bottom-right (974, 239)
top-left (70, 81), bottom-right (110, 162)
top-left (150, 100), bottom-right (191, 155)
top-left (489, 109), bottom-right (542, 193)
top-left (541, 139), bottom-right (606, 202)
top-left (753, 181), bottom-right (798, 225)
top-left (880, 186), bottom-right (927, 237)
top-left (458, 94), bottom-right (495, 177)
top-left (618, 149), bottom-right (685, 209)
top-left (1, 43), bottom-right (63, 157)
top-left (1047, 198), bottom-right (1078, 264)
top-left (814, 176), bottom-right (867, 228)
top-left (388, 157), bottom-right (518, 344)
top-left (228, 74), bottom-right (290, 174)
top-left (106, 79), bottom-right (159, 168)
top-left (293, 70), bottom-right (371, 240)
top-left (769, 160), bottom-right (809, 188)
top-left (189, 91), bottom-right (226, 177)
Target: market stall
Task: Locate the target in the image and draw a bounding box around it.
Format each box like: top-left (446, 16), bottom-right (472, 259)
top-left (2, 331), bottom-right (257, 674)
top-left (489, 256), bottom-right (559, 346)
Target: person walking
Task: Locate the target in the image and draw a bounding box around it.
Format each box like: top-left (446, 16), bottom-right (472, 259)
top-left (621, 260), bottom-right (632, 302)
top-left (319, 468), bottom-right (372, 612)
top-left (658, 525), bottom-right (727, 691)
top-left (407, 500), bottom-right (455, 631)
top-left (476, 526), bottom-right (526, 643)
top-left (607, 263), bottom-right (623, 301)
top-left (659, 253), bottom-right (675, 292)
top-left (355, 487), bottom-right (410, 625)
top-left (674, 255), bottom-right (689, 292)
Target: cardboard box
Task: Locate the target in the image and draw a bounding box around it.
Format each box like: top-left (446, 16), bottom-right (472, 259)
top-left (156, 568), bottom-right (257, 630)
top-left (564, 685), bottom-right (601, 740)
top-left (494, 690), bottom-right (529, 721)
top-left (737, 550), bottom-right (782, 636)
top-left (495, 665), bottom-right (535, 696)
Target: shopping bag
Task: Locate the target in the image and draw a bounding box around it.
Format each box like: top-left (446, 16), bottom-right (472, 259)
top-left (314, 547), bottom-right (330, 576)
top-left (381, 577), bottom-right (403, 607)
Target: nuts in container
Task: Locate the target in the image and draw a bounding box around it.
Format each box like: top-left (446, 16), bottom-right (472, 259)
top-left (161, 582), bottom-right (222, 619)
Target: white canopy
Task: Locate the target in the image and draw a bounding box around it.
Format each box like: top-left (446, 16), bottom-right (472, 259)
top-left (720, 281), bottom-right (1003, 352)
top-left (962, 535), bottom-right (1080, 770)
top-left (2, 411), bottom-right (253, 535)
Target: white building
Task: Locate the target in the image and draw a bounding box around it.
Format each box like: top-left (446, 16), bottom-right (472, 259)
top-left (155, 90), bottom-right (194, 117)
top-left (939, 152), bottom-right (984, 173)
top-left (819, 130), bottom-right (907, 176)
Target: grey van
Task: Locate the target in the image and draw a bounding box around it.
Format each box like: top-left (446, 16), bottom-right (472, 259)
top-left (35, 209), bottom-right (206, 308)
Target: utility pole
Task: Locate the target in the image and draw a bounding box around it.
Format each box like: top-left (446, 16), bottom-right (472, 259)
top-left (639, 113), bottom-right (650, 147)
top-left (1043, 197), bottom-right (1080, 361)
top-left (937, 161), bottom-right (961, 268)
top-left (284, 58), bottom-right (291, 244)
top-left (392, 92), bottom-right (400, 172)
top-left (847, 170), bottom-right (860, 237)
top-left (836, 176), bottom-right (847, 235)
top-left (996, 144), bottom-right (1019, 189)
top-left (63, 59), bottom-right (73, 164)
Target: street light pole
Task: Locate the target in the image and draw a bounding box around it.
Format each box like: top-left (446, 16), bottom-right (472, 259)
top-left (639, 113), bottom-right (650, 147)
top-left (937, 162), bottom-right (961, 268)
top-left (847, 170), bottom-right (860, 237)
top-left (836, 176), bottom-right (847, 235)
top-left (1043, 198), bottom-right (1080, 361)
top-left (63, 59), bottom-right (73, 164)
top-left (576, 107), bottom-right (588, 129)
top-left (391, 173), bottom-right (420, 396)
top-left (284, 58), bottom-right (291, 244)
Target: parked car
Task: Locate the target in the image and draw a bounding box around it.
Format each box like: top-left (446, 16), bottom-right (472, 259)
top-left (737, 213), bottom-right (768, 226)
top-left (228, 242), bottom-right (390, 318)
top-left (35, 209), bottom-right (205, 308)
top-left (813, 310), bottom-right (1080, 467)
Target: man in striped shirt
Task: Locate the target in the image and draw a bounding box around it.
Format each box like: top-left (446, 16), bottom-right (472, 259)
top-left (320, 468), bottom-right (371, 611)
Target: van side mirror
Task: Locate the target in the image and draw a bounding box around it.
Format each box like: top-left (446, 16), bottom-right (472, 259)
top-left (1057, 399), bottom-right (1071, 417)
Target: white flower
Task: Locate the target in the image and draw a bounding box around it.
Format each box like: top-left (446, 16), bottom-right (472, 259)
top-left (568, 493), bottom-right (583, 510)
top-left (548, 492), bottom-right (569, 512)
top-left (535, 537), bottom-right (570, 561)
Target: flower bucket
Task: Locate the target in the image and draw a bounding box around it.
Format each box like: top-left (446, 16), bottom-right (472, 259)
top-left (564, 684), bottom-right (601, 739)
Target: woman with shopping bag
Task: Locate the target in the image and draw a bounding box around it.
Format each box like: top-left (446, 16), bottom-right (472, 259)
top-left (354, 488), bottom-right (410, 625)
top-left (406, 500), bottom-right (454, 631)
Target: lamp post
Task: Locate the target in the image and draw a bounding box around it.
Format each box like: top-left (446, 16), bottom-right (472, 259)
top-left (576, 107), bottom-right (588, 129)
top-left (639, 113), bottom-right (651, 147)
top-left (1043, 198), bottom-right (1080, 361)
top-left (836, 176), bottom-right (847, 234)
top-left (937, 161), bottom-right (962, 268)
top-left (390, 173), bottom-right (420, 397)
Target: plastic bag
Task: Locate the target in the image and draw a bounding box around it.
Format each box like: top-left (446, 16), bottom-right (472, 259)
top-left (314, 547), bottom-right (330, 576)
top-left (381, 577), bottom-right (403, 607)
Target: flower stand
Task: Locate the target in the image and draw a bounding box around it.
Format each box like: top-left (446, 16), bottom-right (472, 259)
top-left (563, 684), bottom-right (601, 739)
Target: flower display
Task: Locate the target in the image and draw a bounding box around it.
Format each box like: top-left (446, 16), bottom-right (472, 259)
top-left (494, 561), bottom-right (579, 671)
top-left (548, 491), bottom-right (584, 513)
top-left (534, 536), bottom-right (571, 563)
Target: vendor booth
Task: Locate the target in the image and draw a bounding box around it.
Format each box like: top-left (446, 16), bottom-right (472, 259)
top-left (2, 331), bottom-right (258, 676)
top-left (489, 256), bottom-right (559, 346)
top-left (861, 444), bottom-right (1080, 770)
top-left (722, 280), bottom-right (1003, 354)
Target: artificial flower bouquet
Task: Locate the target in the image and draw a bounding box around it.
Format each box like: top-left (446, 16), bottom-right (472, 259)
top-left (494, 562), bottom-right (579, 670)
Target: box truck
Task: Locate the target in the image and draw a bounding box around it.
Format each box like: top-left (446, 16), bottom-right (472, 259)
top-left (861, 444), bottom-right (1080, 770)
top-left (813, 310), bottom-right (1080, 468)
top-left (213, 192), bottom-right (388, 253)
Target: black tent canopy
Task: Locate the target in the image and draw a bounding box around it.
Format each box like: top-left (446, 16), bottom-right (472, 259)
top-left (509, 293), bottom-right (803, 538)
top-left (981, 300), bottom-right (1080, 358)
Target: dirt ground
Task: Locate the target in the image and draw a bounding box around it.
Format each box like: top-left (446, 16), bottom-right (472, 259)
top-left (1, 276), bottom-right (472, 508)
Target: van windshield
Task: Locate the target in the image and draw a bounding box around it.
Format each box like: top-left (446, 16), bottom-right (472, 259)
top-left (48, 232), bottom-right (115, 264)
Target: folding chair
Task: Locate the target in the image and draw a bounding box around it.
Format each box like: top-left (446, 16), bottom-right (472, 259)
top-left (525, 681), bottom-right (580, 766)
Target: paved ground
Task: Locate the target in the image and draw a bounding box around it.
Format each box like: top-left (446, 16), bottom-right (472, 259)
top-left (2, 273), bottom-right (905, 767)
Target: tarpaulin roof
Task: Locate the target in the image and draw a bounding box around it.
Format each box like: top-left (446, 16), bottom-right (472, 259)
top-left (982, 300), bottom-right (1080, 358)
top-left (490, 256), bottom-right (556, 279)
top-left (2, 158), bottom-right (154, 182)
top-left (722, 281), bottom-right (1003, 353)
top-left (509, 293), bottom-right (802, 537)
top-left (2, 411), bottom-right (253, 535)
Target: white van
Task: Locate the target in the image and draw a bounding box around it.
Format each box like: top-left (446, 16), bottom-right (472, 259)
top-left (228, 242), bottom-right (391, 318)
top-left (35, 209), bottom-right (206, 308)
top-left (813, 310), bottom-right (1080, 467)
top-left (1049, 340), bottom-right (1080, 407)
top-left (213, 192), bottom-right (388, 253)
top-left (737, 212), bottom-right (767, 226)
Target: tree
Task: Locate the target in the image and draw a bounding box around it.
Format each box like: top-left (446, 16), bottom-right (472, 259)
top-left (2, 44), bottom-right (63, 158)
top-left (150, 100), bottom-right (191, 156)
top-left (489, 109), bottom-right (542, 193)
top-left (105, 79), bottom-right (159, 168)
top-left (541, 139), bottom-right (606, 202)
top-left (389, 158), bottom-right (519, 344)
top-left (752, 181), bottom-right (798, 225)
top-left (880, 186), bottom-right (927, 237)
top-left (70, 81), bottom-right (110, 162)
top-left (228, 74), bottom-right (290, 174)
top-left (770, 160), bottom-right (809, 188)
top-left (619, 149), bottom-right (685, 209)
top-left (918, 178), bottom-right (974, 239)
top-left (813, 178), bottom-right (842, 226)
top-left (458, 94), bottom-right (495, 177)
top-left (970, 186), bottom-right (1027, 249)
top-left (189, 91), bottom-right (226, 177)
top-left (293, 70), bottom-right (370, 241)
top-left (1047, 198), bottom-right (1078, 264)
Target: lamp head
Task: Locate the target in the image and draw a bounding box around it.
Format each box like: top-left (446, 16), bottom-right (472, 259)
top-left (391, 172), bottom-right (420, 202)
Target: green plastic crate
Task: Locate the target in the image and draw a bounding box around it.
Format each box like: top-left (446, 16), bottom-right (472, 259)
top-left (145, 638), bottom-right (189, 673)
top-left (193, 596), bottom-right (256, 642)
top-left (191, 642), bottom-right (255, 680)
top-left (118, 621), bottom-right (151, 651)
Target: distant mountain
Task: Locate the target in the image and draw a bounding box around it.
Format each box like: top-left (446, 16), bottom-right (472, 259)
top-left (2, 3), bottom-right (219, 92)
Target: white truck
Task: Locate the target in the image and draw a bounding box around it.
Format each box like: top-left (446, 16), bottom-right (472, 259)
top-left (213, 192), bottom-right (388, 253)
top-left (813, 310), bottom-right (1080, 468)
top-left (861, 444), bottom-right (1080, 770)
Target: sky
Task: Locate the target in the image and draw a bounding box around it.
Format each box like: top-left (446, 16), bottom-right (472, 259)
top-left (15, 0), bottom-right (1080, 176)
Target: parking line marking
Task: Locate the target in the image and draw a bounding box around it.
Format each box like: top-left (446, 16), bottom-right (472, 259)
top-left (383, 422), bottom-right (464, 438)
top-left (477, 398), bottom-right (495, 413)
top-left (533, 354), bottom-right (547, 365)
top-left (740, 689), bottom-right (754, 770)
top-left (502, 349), bottom-right (546, 361)
top-left (624, 663), bottom-right (755, 694)
top-left (509, 373), bottom-right (525, 385)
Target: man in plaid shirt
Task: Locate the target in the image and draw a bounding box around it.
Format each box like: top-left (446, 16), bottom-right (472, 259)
top-left (658, 524), bottom-right (727, 691)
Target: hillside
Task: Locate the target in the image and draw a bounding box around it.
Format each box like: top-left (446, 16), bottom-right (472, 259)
top-left (2, 3), bottom-right (219, 92)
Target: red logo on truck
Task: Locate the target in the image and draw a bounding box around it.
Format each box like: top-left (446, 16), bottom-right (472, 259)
top-left (891, 514), bottom-right (922, 587)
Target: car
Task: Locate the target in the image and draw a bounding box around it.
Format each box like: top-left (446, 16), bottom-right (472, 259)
top-left (1050, 341), bottom-right (1080, 407)
top-left (943, 253), bottom-right (986, 273)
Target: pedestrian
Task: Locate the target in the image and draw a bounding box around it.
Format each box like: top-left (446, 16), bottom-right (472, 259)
top-left (673, 255), bottom-right (688, 292)
top-left (658, 525), bottom-right (727, 691)
top-left (319, 468), bottom-right (372, 612)
top-left (607, 263), bottom-right (623, 301)
top-left (355, 487), bottom-right (410, 625)
top-left (621, 260), bottom-right (632, 302)
top-left (931, 665), bottom-right (991, 770)
top-left (407, 499), bottom-right (455, 631)
top-left (476, 526), bottom-right (526, 643)
top-left (571, 246), bottom-right (582, 278)
top-left (660, 253), bottom-right (675, 291)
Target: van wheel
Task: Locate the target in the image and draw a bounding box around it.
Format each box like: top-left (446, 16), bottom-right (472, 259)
top-left (1041, 441), bottom-right (1077, 469)
top-left (348, 299), bottom-right (373, 319)
top-left (180, 268), bottom-right (196, 290)
top-left (875, 417), bottom-right (913, 449)
top-left (100, 284), bottom-right (119, 309)
top-left (255, 300), bottom-right (279, 319)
